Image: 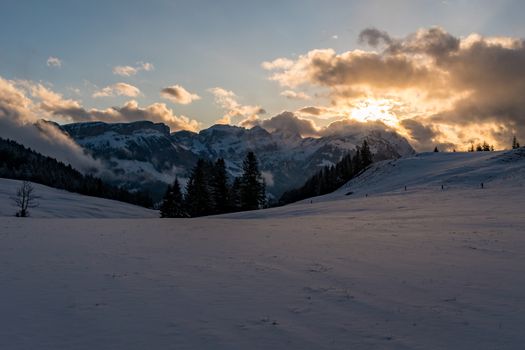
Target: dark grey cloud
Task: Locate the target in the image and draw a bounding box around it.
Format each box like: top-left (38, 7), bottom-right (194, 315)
top-left (358, 28), bottom-right (393, 47)
top-left (320, 119), bottom-right (393, 138)
top-left (400, 119), bottom-right (439, 150)
top-left (259, 111), bottom-right (318, 137)
top-left (160, 85), bottom-right (200, 105)
top-left (298, 106), bottom-right (323, 115)
top-left (309, 50), bottom-right (438, 91)
top-left (384, 27), bottom-right (460, 59)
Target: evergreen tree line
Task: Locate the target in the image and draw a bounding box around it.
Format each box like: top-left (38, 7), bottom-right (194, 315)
top-left (278, 140), bottom-right (373, 205)
top-left (467, 141), bottom-right (495, 152)
top-left (512, 135), bottom-right (521, 149)
top-left (436, 135), bottom-right (521, 153)
top-left (0, 138), bottom-right (153, 207)
top-left (160, 151), bottom-right (266, 217)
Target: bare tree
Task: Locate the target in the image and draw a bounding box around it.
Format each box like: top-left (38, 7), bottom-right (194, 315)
top-left (12, 181), bottom-right (39, 217)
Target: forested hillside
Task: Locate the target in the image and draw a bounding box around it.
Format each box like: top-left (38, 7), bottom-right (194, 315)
top-left (0, 138), bottom-right (153, 208)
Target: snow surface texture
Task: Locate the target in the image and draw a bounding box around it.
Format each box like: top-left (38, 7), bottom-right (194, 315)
top-left (1, 149), bottom-right (525, 349)
top-left (0, 178), bottom-right (157, 218)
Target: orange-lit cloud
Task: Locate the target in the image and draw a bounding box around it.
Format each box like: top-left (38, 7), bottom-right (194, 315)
top-left (93, 82), bottom-right (141, 98)
top-left (280, 90), bottom-right (311, 100)
top-left (112, 62), bottom-right (154, 76)
top-left (14, 80), bottom-right (200, 132)
top-left (263, 27), bottom-right (525, 150)
top-left (209, 87), bottom-right (265, 125)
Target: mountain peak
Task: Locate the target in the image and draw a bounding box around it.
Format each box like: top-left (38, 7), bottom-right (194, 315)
top-left (63, 120), bottom-right (171, 138)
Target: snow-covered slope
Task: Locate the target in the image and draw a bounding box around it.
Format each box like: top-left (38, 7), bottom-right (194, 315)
top-left (323, 148), bottom-right (525, 199)
top-left (0, 178), bottom-right (158, 218)
top-left (2, 150), bottom-right (525, 349)
top-left (2, 175), bottom-right (525, 349)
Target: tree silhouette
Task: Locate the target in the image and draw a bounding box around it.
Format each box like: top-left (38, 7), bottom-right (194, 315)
top-left (185, 159), bottom-right (212, 217)
top-left (229, 177), bottom-right (242, 211)
top-left (12, 181), bottom-right (39, 217)
top-left (210, 158), bottom-right (230, 214)
top-left (360, 140), bottom-right (373, 168)
top-left (239, 152), bottom-right (266, 210)
top-left (512, 135), bottom-right (521, 149)
top-left (160, 178), bottom-right (186, 218)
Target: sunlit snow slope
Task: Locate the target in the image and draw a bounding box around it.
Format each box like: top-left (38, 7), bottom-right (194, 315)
top-left (326, 148), bottom-right (525, 200)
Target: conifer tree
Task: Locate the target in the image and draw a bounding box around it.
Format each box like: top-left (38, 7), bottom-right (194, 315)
top-left (185, 159), bottom-right (212, 217)
top-left (360, 139), bottom-right (373, 168)
top-left (353, 149), bottom-right (362, 174)
top-left (434, 146), bottom-right (439, 152)
top-left (279, 141), bottom-right (378, 205)
top-left (512, 135), bottom-right (520, 149)
top-left (239, 152), bottom-right (266, 210)
top-left (210, 158), bottom-right (230, 214)
top-left (160, 183), bottom-right (174, 218)
top-left (230, 177), bottom-right (242, 211)
top-left (160, 178), bottom-right (186, 218)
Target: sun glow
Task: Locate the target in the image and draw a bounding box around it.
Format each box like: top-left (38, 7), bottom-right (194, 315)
top-left (349, 98), bottom-right (398, 126)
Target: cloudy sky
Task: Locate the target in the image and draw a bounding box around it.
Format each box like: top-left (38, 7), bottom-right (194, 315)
top-left (1, 0), bottom-right (525, 151)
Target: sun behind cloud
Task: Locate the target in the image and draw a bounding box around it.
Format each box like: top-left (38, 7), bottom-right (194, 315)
top-left (349, 98), bottom-right (398, 126)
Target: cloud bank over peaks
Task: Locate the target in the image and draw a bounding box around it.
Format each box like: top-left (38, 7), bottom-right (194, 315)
top-left (5, 78), bottom-right (201, 132)
top-left (257, 111), bottom-right (318, 137)
top-left (250, 110), bottom-right (399, 142)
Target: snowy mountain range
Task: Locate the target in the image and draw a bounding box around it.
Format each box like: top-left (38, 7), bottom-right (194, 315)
top-left (59, 119), bottom-right (415, 199)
